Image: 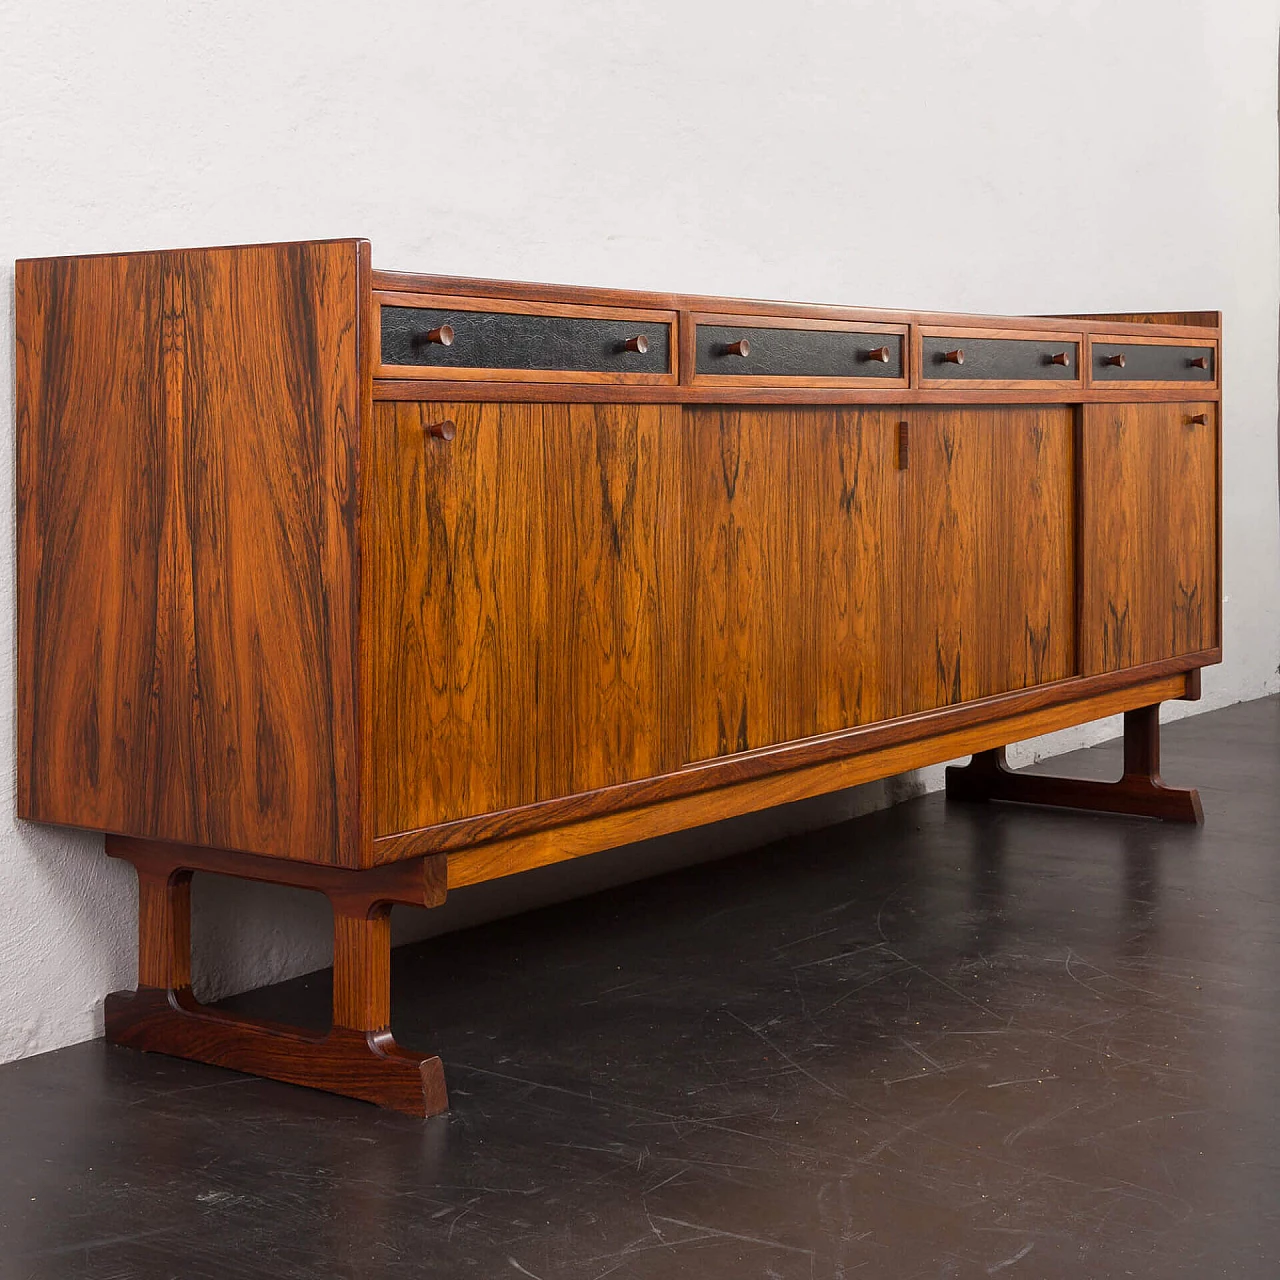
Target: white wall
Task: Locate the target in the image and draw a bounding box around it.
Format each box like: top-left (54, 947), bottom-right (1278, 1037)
top-left (2, 0), bottom-right (1277, 1062)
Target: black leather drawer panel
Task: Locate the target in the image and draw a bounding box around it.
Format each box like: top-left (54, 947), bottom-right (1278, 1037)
top-left (381, 307), bottom-right (671, 374)
top-left (922, 336), bottom-right (1079, 381)
top-left (695, 326), bottom-right (903, 379)
top-left (1091, 343), bottom-right (1215, 382)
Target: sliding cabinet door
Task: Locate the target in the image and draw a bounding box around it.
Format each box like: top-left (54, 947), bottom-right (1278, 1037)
top-left (684, 406), bottom-right (903, 760)
top-left (368, 400), bottom-right (687, 834)
top-left (1079, 402), bottom-right (1218, 674)
top-left (900, 405), bottom-right (1075, 713)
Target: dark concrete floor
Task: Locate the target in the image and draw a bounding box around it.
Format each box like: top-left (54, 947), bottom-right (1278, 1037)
top-left (3, 697), bottom-right (1280, 1280)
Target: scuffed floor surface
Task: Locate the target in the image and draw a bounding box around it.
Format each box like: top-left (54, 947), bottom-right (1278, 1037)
top-left (4, 698), bottom-right (1280, 1279)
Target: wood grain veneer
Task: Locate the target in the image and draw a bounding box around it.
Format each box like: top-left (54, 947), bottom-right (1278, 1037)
top-left (1079, 402), bottom-right (1218, 674)
top-left (901, 405), bottom-right (1075, 712)
top-left (17, 240), bottom-right (363, 865)
top-left (686, 406), bottom-right (903, 757)
top-left (369, 399), bottom-right (685, 836)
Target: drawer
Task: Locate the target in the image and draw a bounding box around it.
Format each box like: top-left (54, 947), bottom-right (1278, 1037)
top-left (1090, 338), bottom-right (1216, 384)
top-left (692, 316), bottom-right (907, 383)
top-left (920, 332), bottom-right (1080, 383)
top-left (377, 294), bottom-right (675, 382)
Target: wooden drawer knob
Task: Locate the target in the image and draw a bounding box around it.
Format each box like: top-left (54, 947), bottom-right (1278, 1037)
top-left (426, 419), bottom-right (456, 441)
top-left (723, 338), bottom-right (751, 358)
top-left (942, 349), bottom-right (964, 365)
top-left (1102, 352), bottom-right (1126, 368)
top-left (864, 346), bottom-right (892, 363)
top-left (1047, 351), bottom-right (1070, 366)
top-left (1189, 355), bottom-right (1210, 369)
top-left (620, 335), bottom-right (649, 354)
top-left (1188, 413), bottom-right (1209, 425)
top-left (414, 324), bottom-right (455, 347)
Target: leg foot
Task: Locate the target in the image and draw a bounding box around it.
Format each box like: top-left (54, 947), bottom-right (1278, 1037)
top-left (105, 989), bottom-right (447, 1117)
top-left (946, 703), bottom-right (1203, 824)
top-left (105, 838), bottom-right (450, 1116)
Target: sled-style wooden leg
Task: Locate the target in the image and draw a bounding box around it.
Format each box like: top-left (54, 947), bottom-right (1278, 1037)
top-left (945, 703), bottom-right (1204, 824)
top-left (103, 836), bottom-right (450, 1117)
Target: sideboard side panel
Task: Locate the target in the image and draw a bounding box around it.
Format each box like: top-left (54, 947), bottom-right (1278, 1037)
top-left (17, 241), bottom-right (363, 864)
top-left (1079, 402), bottom-right (1218, 674)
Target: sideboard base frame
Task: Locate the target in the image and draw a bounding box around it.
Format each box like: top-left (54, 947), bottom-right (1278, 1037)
top-left (103, 837), bottom-right (450, 1117)
top-left (102, 677), bottom-right (1201, 1114)
top-left (440, 670), bottom-right (1199, 891)
top-left (945, 704), bottom-right (1204, 824)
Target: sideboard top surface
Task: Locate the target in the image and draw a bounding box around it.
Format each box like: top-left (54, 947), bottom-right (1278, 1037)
top-left (364, 248), bottom-right (1220, 407)
top-left (16, 236), bottom-right (1220, 336)
top-left (371, 265), bottom-right (1220, 342)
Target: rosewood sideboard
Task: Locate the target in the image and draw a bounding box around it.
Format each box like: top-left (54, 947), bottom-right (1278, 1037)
top-left (15, 239), bottom-right (1220, 1115)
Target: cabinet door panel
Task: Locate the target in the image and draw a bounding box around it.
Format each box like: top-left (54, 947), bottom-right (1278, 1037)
top-left (685, 407), bottom-right (902, 759)
top-left (901, 406), bottom-right (1075, 713)
top-left (369, 401), bottom-right (686, 835)
top-left (1080, 402), bottom-right (1217, 674)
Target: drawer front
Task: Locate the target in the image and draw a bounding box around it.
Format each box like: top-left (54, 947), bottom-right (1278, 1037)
top-left (695, 325), bottom-right (904, 379)
top-left (1091, 341), bottom-right (1215, 383)
top-left (921, 336), bottom-right (1079, 382)
top-left (381, 306), bottom-right (672, 375)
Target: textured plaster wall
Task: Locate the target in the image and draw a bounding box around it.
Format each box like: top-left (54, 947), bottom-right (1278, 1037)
top-left (1, 0), bottom-right (1278, 1062)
